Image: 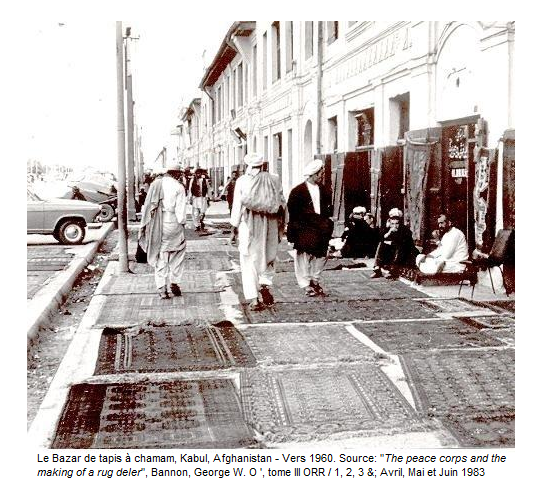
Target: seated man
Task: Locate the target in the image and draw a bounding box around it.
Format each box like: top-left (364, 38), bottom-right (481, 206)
top-left (370, 208), bottom-right (417, 280)
top-left (416, 214), bottom-right (468, 274)
top-left (341, 207), bottom-right (380, 258)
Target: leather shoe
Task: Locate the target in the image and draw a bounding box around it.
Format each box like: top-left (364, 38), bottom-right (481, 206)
top-left (370, 269), bottom-right (382, 279)
top-left (158, 287), bottom-right (170, 300)
top-left (311, 281), bottom-right (325, 295)
top-left (385, 272), bottom-right (398, 280)
top-left (248, 299), bottom-right (264, 311)
top-left (260, 285), bottom-right (274, 306)
top-left (170, 283), bottom-right (182, 297)
top-left (305, 286), bottom-right (318, 296)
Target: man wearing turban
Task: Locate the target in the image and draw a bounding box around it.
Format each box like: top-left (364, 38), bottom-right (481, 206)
top-left (287, 159), bottom-right (333, 296)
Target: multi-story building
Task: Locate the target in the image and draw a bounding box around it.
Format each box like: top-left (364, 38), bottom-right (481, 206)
top-left (180, 21), bottom-right (514, 259)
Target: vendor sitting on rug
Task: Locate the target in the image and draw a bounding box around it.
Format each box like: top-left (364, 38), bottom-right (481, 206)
top-left (340, 207), bottom-right (380, 258)
top-left (416, 214), bottom-right (468, 274)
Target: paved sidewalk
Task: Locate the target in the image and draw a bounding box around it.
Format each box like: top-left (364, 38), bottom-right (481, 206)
top-left (29, 204), bottom-right (514, 449)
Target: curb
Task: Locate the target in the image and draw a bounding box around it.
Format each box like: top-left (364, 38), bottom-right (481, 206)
top-left (27, 222), bottom-right (115, 349)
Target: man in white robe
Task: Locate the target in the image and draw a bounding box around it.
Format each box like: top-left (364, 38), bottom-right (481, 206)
top-left (230, 153), bottom-right (286, 310)
top-left (416, 214), bottom-right (468, 274)
top-left (139, 163), bottom-right (188, 299)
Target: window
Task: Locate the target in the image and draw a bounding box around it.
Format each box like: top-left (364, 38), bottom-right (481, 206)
top-left (285, 21), bottom-right (293, 73)
top-left (212, 93), bottom-right (216, 125)
top-left (355, 108), bottom-right (374, 147)
top-left (389, 92), bottom-right (410, 143)
top-left (272, 21), bottom-right (281, 82)
top-left (305, 21), bottom-right (314, 59)
top-left (233, 68), bottom-right (237, 112)
top-left (273, 132), bottom-right (283, 179)
top-left (262, 32), bottom-right (268, 90)
top-left (328, 116), bottom-right (338, 152)
top-left (237, 63), bottom-right (243, 107)
top-left (252, 44), bottom-right (257, 96)
top-left (326, 21), bottom-right (338, 44)
top-left (263, 135), bottom-right (269, 163)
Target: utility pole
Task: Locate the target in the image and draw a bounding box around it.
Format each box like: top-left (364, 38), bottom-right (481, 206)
top-left (125, 27), bottom-right (137, 221)
top-left (116, 21), bottom-right (129, 273)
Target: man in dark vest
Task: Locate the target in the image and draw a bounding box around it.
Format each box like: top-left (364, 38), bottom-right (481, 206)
top-left (189, 167), bottom-right (211, 231)
top-left (287, 159), bottom-right (333, 296)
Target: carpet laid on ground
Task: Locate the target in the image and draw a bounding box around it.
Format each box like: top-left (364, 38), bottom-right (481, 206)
top-left (95, 293), bottom-right (225, 326)
top-left (52, 380), bottom-right (257, 448)
top-left (243, 298), bottom-right (438, 324)
top-left (460, 315), bottom-right (515, 330)
top-left (96, 270), bottom-right (222, 295)
top-left (182, 252), bottom-right (234, 271)
top-left (241, 323), bottom-right (376, 365)
top-left (94, 323), bottom-right (256, 374)
top-left (400, 349), bottom-right (515, 447)
top-left (482, 300), bottom-right (515, 313)
top-left (354, 319), bottom-right (504, 353)
top-left (241, 364), bottom-right (430, 443)
top-left (418, 297), bottom-right (495, 313)
top-left (27, 272), bottom-right (52, 298)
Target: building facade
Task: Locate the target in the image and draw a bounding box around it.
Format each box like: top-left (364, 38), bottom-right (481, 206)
top-left (180, 21), bottom-right (514, 259)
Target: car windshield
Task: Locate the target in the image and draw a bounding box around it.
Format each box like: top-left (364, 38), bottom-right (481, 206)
top-left (27, 189), bottom-right (42, 201)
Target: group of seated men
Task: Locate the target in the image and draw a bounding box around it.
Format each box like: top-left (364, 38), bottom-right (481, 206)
top-left (340, 206), bottom-right (468, 280)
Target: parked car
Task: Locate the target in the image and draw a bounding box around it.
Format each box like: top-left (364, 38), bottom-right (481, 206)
top-left (27, 189), bottom-right (101, 245)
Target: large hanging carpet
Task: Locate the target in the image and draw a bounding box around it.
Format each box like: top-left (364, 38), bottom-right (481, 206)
top-left (418, 298), bottom-right (495, 314)
top-left (96, 271), bottom-right (223, 295)
top-left (94, 293), bottom-right (225, 326)
top-left (354, 319), bottom-right (505, 353)
top-left (400, 349), bottom-right (515, 447)
top-left (243, 298), bottom-right (439, 324)
top-left (52, 380), bottom-right (257, 448)
top-left (94, 323), bottom-right (256, 374)
top-left (241, 323), bottom-right (376, 366)
top-left (241, 364), bottom-right (430, 443)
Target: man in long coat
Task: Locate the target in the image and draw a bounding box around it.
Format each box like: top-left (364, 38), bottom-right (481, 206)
top-left (230, 153), bottom-right (286, 310)
top-left (287, 159), bottom-right (333, 296)
top-left (138, 162), bottom-right (188, 299)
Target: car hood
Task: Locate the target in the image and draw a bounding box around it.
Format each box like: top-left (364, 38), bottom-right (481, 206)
top-left (45, 198), bottom-right (101, 211)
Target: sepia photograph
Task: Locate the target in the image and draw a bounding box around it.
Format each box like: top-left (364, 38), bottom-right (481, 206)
top-left (23, 17), bottom-right (519, 466)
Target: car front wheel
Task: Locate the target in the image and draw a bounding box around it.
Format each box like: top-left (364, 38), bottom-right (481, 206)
top-left (98, 203), bottom-right (116, 222)
top-left (57, 220), bottom-right (85, 245)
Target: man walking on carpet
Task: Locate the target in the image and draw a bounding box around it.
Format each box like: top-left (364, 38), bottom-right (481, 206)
top-left (230, 153), bottom-right (286, 311)
top-left (188, 167), bottom-right (212, 231)
top-left (287, 159), bottom-right (333, 296)
top-left (138, 162), bottom-right (188, 299)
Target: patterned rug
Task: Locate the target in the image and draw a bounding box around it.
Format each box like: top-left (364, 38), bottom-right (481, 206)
top-left (96, 271), bottom-right (222, 295)
top-left (241, 323), bottom-right (376, 365)
top-left (232, 270), bottom-right (426, 303)
top-left (460, 315), bottom-right (515, 330)
top-left (438, 411), bottom-right (515, 448)
top-left (186, 241), bottom-right (234, 253)
top-left (483, 300), bottom-right (515, 313)
top-left (27, 258), bottom-right (72, 272)
top-left (400, 349), bottom-right (515, 416)
top-left (419, 298), bottom-right (495, 314)
top-left (354, 319), bottom-right (504, 353)
top-left (182, 252), bottom-right (234, 272)
top-left (52, 380), bottom-right (257, 448)
top-left (243, 298), bottom-right (438, 324)
top-left (241, 364), bottom-right (429, 443)
top-left (95, 293), bottom-right (225, 326)
top-left (94, 323), bottom-right (256, 374)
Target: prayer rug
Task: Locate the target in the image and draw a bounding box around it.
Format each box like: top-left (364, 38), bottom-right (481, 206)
top-left (438, 411), bottom-right (515, 448)
top-left (27, 257), bottom-right (72, 272)
top-left (324, 258), bottom-right (368, 270)
top-left (484, 300), bottom-right (515, 313)
top-left (400, 349), bottom-right (515, 417)
top-left (128, 262), bottom-right (153, 274)
top-left (460, 315), bottom-right (515, 330)
top-left (354, 319), bottom-right (504, 353)
top-left (95, 293), bottom-right (224, 326)
top-left (241, 323), bottom-right (376, 365)
top-left (27, 246), bottom-right (73, 259)
top-left (52, 380), bottom-right (257, 448)
top-left (94, 323), bottom-right (256, 374)
top-left (241, 365), bottom-right (428, 443)
top-left (243, 298), bottom-right (438, 324)
top-left (418, 298), bottom-right (494, 314)
top-left (483, 329), bottom-right (515, 346)
top-left (186, 241), bottom-right (234, 253)
top-left (96, 271), bottom-right (222, 295)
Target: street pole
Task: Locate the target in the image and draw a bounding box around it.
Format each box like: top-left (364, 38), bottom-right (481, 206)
top-left (116, 21), bottom-right (129, 273)
top-left (125, 31), bottom-right (137, 221)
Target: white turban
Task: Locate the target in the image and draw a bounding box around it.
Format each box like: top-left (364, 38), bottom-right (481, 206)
top-left (243, 153), bottom-right (264, 167)
top-left (352, 206), bottom-right (367, 214)
top-left (303, 159), bottom-right (324, 177)
top-left (388, 207), bottom-right (403, 218)
top-left (166, 162), bottom-right (182, 171)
